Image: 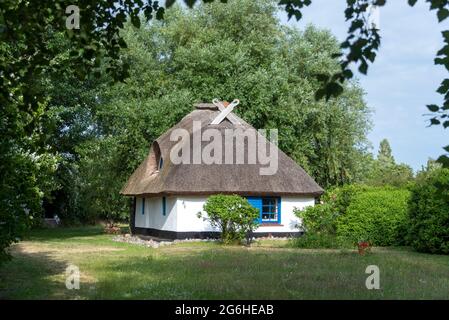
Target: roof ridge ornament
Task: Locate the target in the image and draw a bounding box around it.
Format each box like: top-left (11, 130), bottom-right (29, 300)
top-left (210, 98), bottom-right (240, 125)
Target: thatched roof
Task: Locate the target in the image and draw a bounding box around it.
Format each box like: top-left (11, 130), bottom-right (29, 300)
top-left (121, 103), bottom-right (324, 197)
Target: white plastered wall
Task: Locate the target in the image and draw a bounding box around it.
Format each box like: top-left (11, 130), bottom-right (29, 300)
top-left (134, 196), bottom-right (178, 231)
top-left (174, 195), bottom-right (315, 233)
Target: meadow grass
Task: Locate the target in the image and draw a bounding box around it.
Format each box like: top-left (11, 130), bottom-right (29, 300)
top-left (1, 226), bottom-right (448, 299)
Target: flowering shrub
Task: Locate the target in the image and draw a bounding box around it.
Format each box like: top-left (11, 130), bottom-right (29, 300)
top-left (200, 194), bottom-right (259, 244)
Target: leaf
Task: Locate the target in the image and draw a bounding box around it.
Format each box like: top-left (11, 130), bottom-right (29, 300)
top-left (358, 59), bottom-right (368, 75)
top-left (166, 0), bottom-right (176, 8)
top-left (184, 0), bottom-right (197, 8)
top-left (407, 0), bottom-right (418, 6)
top-left (437, 8), bottom-right (449, 22)
top-left (156, 7), bottom-right (165, 20)
top-left (315, 73), bottom-right (330, 82)
top-left (331, 52), bottom-right (343, 59)
top-left (430, 118), bottom-right (441, 125)
top-left (342, 69), bottom-right (354, 79)
top-left (427, 104), bottom-right (440, 112)
top-left (443, 145), bottom-right (449, 153)
top-left (325, 82), bottom-right (344, 100)
top-left (437, 79), bottom-right (449, 94)
top-left (314, 88), bottom-right (326, 101)
top-left (349, 19), bottom-right (363, 33)
top-left (144, 6), bottom-right (153, 20)
top-left (118, 38), bottom-right (127, 49)
top-left (436, 155), bottom-right (449, 168)
top-left (131, 15), bottom-right (141, 28)
top-left (444, 120), bottom-right (449, 128)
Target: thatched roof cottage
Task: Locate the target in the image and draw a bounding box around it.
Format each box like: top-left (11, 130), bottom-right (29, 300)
top-left (121, 100), bottom-right (323, 239)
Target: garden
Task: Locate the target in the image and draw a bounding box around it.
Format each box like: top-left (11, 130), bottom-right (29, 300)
top-left (2, 0), bottom-right (449, 301)
top-left (1, 167), bottom-right (449, 299)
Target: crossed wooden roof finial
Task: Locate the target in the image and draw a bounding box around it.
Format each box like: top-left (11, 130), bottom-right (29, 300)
top-left (210, 98), bottom-right (240, 125)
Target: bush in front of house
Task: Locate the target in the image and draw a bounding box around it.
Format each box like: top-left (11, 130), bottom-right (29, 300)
top-left (336, 187), bottom-right (411, 246)
top-left (200, 194), bottom-right (259, 244)
top-left (295, 202), bottom-right (338, 235)
top-left (407, 168), bottom-right (449, 254)
top-left (292, 202), bottom-right (340, 248)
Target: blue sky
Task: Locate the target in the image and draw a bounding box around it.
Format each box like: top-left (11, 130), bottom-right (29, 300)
top-left (280, 0), bottom-right (449, 171)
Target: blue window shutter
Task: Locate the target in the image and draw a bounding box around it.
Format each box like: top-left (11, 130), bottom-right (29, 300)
top-left (247, 196), bottom-right (281, 224)
top-left (141, 198), bottom-right (145, 215)
top-left (162, 196), bottom-right (166, 216)
top-left (277, 197), bottom-right (282, 224)
top-left (246, 196), bottom-right (262, 223)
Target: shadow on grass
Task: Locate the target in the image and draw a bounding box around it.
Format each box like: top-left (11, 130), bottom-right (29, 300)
top-left (0, 246), bottom-right (70, 299)
top-left (24, 225), bottom-right (105, 242)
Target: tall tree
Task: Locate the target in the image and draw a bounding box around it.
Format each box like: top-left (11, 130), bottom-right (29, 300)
top-left (74, 0), bottom-right (372, 224)
top-left (377, 139), bottom-right (395, 165)
top-left (364, 138), bottom-right (414, 187)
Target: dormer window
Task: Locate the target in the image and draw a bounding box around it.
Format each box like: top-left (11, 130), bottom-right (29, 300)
top-left (149, 141), bottom-right (162, 173)
top-left (159, 157), bottom-right (163, 169)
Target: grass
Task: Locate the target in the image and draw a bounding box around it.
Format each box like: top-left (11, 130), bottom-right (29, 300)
top-left (1, 226), bottom-right (449, 299)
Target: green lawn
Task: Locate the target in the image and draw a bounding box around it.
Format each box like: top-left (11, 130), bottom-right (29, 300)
top-left (1, 226), bottom-right (448, 299)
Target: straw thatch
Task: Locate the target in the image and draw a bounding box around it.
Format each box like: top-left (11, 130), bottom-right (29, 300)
top-left (121, 103), bottom-right (324, 197)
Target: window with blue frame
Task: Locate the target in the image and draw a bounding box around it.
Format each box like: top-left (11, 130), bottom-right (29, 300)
top-left (162, 196), bottom-right (166, 216)
top-left (246, 196), bottom-right (281, 224)
top-left (261, 198), bottom-right (278, 222)
top-left (141, 198), bottom-right (145, 215)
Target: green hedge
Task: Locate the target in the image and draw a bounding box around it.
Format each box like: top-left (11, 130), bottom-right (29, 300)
top-left (294, 185), bottom-right (411, 248)
top-left (336, 188), bottom-right (411, 246)
top-left (407, 168), bottom-right (449, 254)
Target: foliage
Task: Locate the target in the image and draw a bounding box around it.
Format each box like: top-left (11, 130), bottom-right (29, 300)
top-left (295, 203), bottom-right (338, 235)
top-left (0, 95), bottom-right (60, 264)
top-left (336, 187), bottom-right (411, 246)
top-left (76, 137), bottom-right (130, 224)
top-left (362, 139), bottom-right (414, 187)
top-left (38, 32), bottom-right (110, 224)
top-left (0, 143), bottom-right (59, 263)
top-left (293, 184), bottom-right (361, 248)
top-left (109, 1), bottom-right (371, 189)
top-left (407, 168), bottom-right (449, 254)
top-left (67, 0), bottom-right (372, 225)
top-left (200, 195), bottom-right (259, 244)
top-left (0, 0), bottom-right (165, 264)
top-left (294, 184), bottom-right (410, 248)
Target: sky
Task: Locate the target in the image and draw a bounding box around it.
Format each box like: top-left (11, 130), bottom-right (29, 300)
top-left (280, 0), bottom-right (449, 171)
